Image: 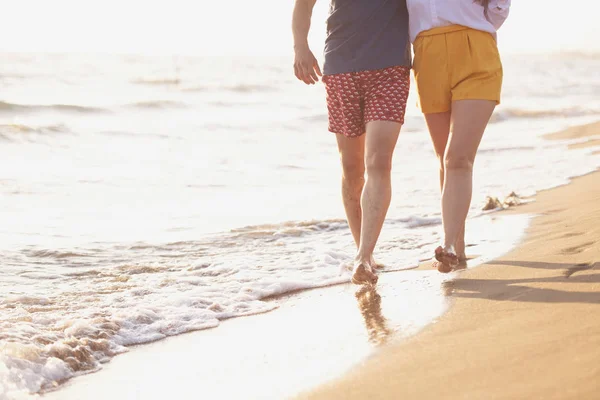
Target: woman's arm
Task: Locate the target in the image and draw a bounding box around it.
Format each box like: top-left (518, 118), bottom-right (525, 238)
top-left (487, 0), bottom-right (511, 30)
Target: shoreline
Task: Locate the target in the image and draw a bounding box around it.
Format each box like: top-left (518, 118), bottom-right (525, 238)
top-left (41, 215), bottom-right (529, 400)
top-left (40, 121), bottom-right (600, 400)
top-left (301, 121), bottom-right (600, 399)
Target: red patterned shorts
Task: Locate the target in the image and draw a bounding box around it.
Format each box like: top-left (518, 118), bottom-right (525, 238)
top-left (322, 66), bottom-right (411, 138)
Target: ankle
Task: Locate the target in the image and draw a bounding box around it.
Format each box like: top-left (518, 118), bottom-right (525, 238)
top-left (442, 243), bottom-right (456, 255)
top-left (455, 239), bottom-right (466, 258)
top-left (354, 252), bottom-right (371, 265)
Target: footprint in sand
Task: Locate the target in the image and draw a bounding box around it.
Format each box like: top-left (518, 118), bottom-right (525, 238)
top-left (561, 241), bottom-right (595, 255)
top-left (560, 231), bottom-right (585, 239)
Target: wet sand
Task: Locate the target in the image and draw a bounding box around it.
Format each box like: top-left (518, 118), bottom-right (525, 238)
top-left (42, 122), bottom-right (600, 400)
top-left (41, 267), bottom-right (454, 400)
top-left (41, 213), bottom-right (528, 400)
top-left (300, 121), bottom-right (600, 399)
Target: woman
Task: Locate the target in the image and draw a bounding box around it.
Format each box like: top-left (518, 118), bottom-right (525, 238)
top-left (407, 0), bottom-right (511, 272)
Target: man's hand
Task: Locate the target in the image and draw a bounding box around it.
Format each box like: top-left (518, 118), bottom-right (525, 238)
top-left (294, 45), bottom-right (322, 85)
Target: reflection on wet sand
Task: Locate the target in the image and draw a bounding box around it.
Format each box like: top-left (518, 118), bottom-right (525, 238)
top-left (441, 258), bottom-right (470, 295)
top-left (355, 286), bottom-right (392, 345)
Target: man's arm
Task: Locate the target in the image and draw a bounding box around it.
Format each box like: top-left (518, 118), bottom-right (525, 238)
top-left (292, 0), bottom-right (322, 85)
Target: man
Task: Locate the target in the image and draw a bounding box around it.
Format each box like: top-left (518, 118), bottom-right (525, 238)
top-left (292, 0), bottom-right (412, 284)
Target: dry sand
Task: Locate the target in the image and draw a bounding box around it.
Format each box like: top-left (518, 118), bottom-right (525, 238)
top-left (299, 121), bottom-right (600, 399)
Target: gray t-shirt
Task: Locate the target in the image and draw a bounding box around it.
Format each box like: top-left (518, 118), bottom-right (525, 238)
top-left (323, 0), bottom-right (412, 76)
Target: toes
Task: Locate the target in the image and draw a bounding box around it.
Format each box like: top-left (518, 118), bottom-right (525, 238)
top-left (432, 260), bottom-right (452, 273)
top-left (434, 246), bottom-right (459, 268)
top-left (352, 264), bottom-right (378, 285)
top-left (437, 262), bottom-right (453, 273)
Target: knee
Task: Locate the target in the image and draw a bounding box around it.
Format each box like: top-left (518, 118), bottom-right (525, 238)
top-left (341, 158), bottom-right (365, 186)
top-left (444, 152), bottom-right (474, 171)
top-left (436, 152), bottom-right (445, 172)
top-left (365, 152), bottom-right (392, 177)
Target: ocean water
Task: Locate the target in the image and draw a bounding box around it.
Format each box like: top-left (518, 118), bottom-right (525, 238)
top-left (0, 51), bottom-right (599, 399)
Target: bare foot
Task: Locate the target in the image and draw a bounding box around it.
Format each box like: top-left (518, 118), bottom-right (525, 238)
top-left (432, 260), bottom-right (453, 273)
top-left (455, 258), bottom-right (468, 271)
top-left (434, 246), bottom-right (459, 274)
top-left (370, 256), bottom-right (385, 270)
top-left (351, 262), bottom-right (378, 285)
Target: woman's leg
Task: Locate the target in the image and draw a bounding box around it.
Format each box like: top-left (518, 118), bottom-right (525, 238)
top-left (439, 99), bottom-right (495, 266)
top-left (424, 112), bottom-right (466, 260)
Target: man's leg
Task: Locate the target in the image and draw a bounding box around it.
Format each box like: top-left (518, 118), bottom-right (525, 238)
top-left (352, 120), bottom-right (401, 284)
top-left (336, 134), bottom-right (366, 248)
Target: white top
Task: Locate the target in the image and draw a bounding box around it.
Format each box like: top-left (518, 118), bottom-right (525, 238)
top-left (407, 0), bottom-right (511, 42)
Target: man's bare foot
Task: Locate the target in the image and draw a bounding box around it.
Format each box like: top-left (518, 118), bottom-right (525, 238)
top-left (370, 256), bottom-right (385, 270)
top-left (351, 262), bottom-right (378, 285)
top-left (434, 246), bottom-right (459, 274)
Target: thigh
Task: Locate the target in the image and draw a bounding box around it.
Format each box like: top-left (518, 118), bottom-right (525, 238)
top-left (336, 133), bottom-right (365, 177)
top-left (323, 73), bottom-right (365, 138)
top-left (424, 112), bottom-right (451, 159)
top-left (364, 120), bottom-right (401, 170)
top-left (446, 99), bottom-right (496, 161)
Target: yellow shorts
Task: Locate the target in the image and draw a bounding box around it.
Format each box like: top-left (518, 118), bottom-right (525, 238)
top-left (413, 25), bottom-right (503, 114)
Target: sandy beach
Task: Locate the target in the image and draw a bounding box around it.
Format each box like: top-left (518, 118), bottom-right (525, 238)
top-left (300, 121), bottom-right (600, 399)
top-left (40, 121), bottom-right (600, 400)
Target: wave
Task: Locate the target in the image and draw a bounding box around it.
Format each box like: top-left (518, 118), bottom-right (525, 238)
top-left (491, 107), bottom-right (600, 123)
top-left (131, 78), bottom-right (181, 86)
top-left (181, 85), bottom-right (207, 92)
top-left (183, 84), bottom-right (276, 93)
top-left (399, 216), bottom-right (441, 228)
top-left (478, 145), bottom-right (536, 154)
top-left (228, 216), bottom-right (448, 241)
top-left (25, 249), bottom-right (90, 259)
top-left (0, 123), bottom-right (68, 140)
top-left (126, 100), bottom-right (187, 109)
top-left (0, 226), bottom-right (356, 396)
top-left (207, 100), bottom-right (259, 108)
top-left (226, 84), bottom-right (276, 93)
top-left (300, 114), bottom-right (328, 123)
top-left (229, 218), bottom-right (349, 239)
top-left (0, 101), bottom-right (106, 114)
top-left (547, 50), bottom-right (600, 60)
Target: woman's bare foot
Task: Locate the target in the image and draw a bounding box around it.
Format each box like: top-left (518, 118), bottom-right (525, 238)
top-left (432, 260), bottom-right (452, 273)
top-left (455, 258), bottom-right (468, 270)
top-left (434, 246), bottom-right (459, 273)
top-left (351, 262), bottom-right (378, 285)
